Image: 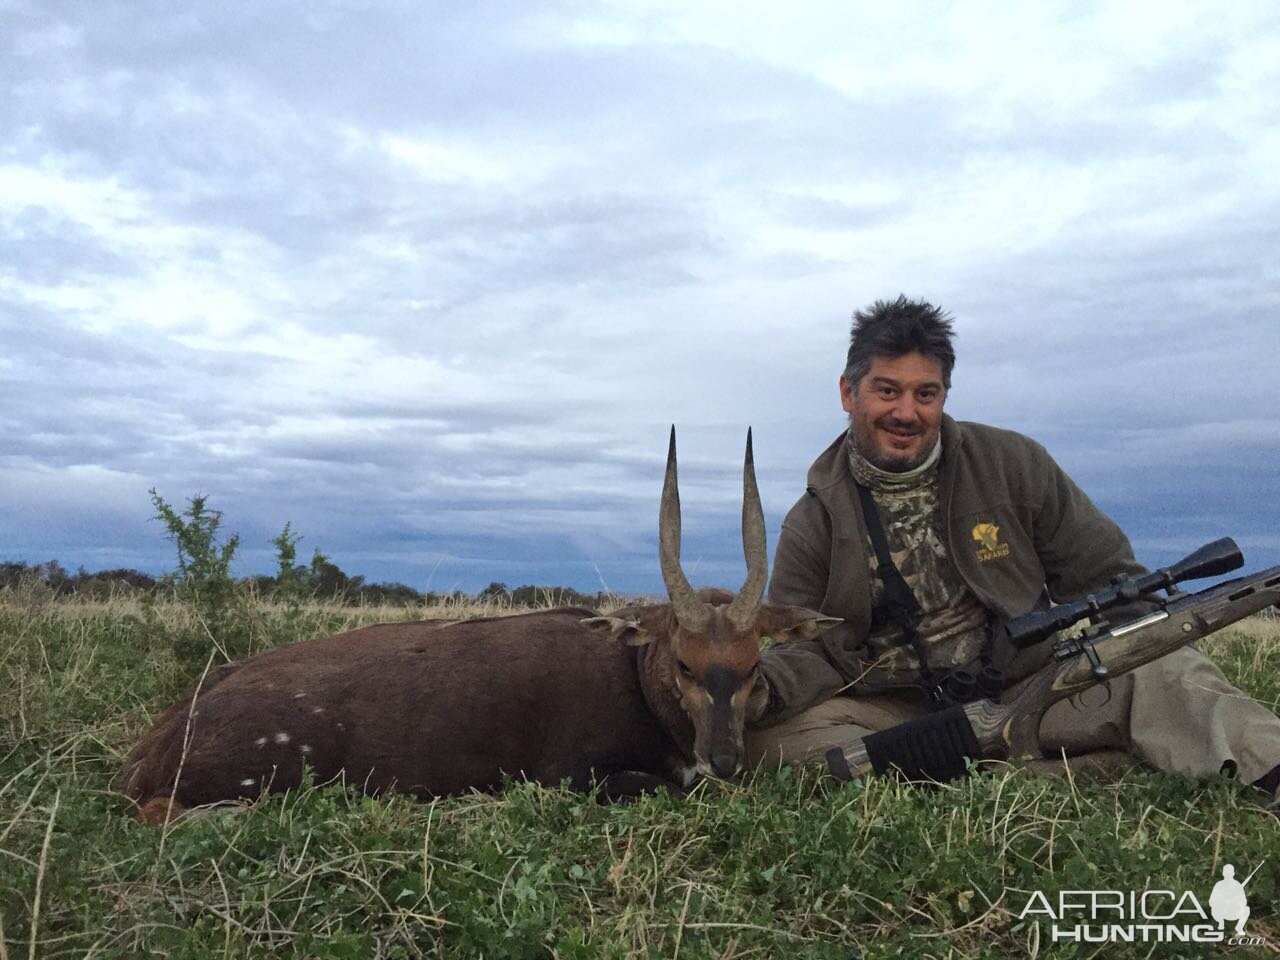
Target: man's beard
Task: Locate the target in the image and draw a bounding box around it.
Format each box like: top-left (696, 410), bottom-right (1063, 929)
top-left (850, 415), bottom-right (935, 473)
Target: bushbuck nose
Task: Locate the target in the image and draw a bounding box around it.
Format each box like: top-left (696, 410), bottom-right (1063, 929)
top-left (711, 750), bottom-right (739, 778)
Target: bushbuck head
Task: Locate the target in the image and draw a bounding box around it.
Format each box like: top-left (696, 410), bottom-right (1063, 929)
top-left (584, 428), bottom-right (840, 780)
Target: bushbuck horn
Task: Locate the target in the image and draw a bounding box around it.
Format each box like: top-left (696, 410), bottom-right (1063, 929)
top-left (725, 427), bottom-right (767, 630)
top-left (659, 426), bottom-right (710, 632)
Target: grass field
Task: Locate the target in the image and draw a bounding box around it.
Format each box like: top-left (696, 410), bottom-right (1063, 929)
top-left (1, 590), bottom-right (1277, 959)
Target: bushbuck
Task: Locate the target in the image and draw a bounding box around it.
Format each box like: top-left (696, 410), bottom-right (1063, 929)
top-left (118, 429), bottom-right (839, 821)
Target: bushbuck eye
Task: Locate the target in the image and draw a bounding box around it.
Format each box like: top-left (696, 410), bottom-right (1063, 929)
top-left (677, 659), bottom-right (694, 678)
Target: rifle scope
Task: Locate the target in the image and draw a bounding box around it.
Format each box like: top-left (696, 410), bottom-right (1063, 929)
top-left (1004, 537), bottom-right (1243, 650)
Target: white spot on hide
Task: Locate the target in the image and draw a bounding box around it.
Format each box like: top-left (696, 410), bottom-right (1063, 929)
top-left (311, 706), bottom-right (325, 715)
top-left (274, 732), bottom-right (291, 745)
top-left (300, 744), bottom-right (312, 755)
top-left (293, 691), bottom-right (307, 699)
top-left (254, 737), bottom-right (267, 748)
top-left (241, 778), bottom-right (256, 787)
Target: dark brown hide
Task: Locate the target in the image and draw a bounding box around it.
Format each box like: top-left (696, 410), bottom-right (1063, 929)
top-left (117, 608), bottom-right (684, 812)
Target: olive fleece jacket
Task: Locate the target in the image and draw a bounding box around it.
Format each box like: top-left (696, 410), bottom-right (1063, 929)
top-left (758, 415), bottom-right (1147, 723)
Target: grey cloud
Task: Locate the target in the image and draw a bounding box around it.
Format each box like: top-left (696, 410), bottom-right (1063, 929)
top-left (303, 193), bottom-right (722, 342)
top-left (10, 1), bottom-right (1259, 230)
top-left (10, 3), bottom-right (711, 139)
top-left (8, 3), bottom-right (959, 189)
top-left (951, 217), bottom-right (1278, 407)
top-left (7, 301), bottom-right (282, 389)
top-left (1122, 47), bottom-right (1229, 106)
top-left (760, 193), bottom-right (910, 232)
top-left (330, 397), bottom-right (549, 428)
top-left (2, 306), bottom-right (290, 480)
top-left (6, 304), bottom-right (167, 371)
top-left (0, 210), bottom-right (136, 285)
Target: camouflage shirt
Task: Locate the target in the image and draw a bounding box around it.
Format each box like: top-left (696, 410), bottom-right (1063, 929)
top-left (847, 436), bottom-right (990, 688)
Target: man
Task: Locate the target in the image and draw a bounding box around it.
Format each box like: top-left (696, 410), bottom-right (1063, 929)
top-left (747, 296), bottom-right (1280, 800)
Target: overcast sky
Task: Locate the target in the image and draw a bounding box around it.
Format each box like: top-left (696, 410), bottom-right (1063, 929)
top-left (3, 0), bottom-right (1277, 596)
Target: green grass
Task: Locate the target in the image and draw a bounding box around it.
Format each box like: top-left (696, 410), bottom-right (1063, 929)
top-left (2, 594), bottom-right (1278, 958)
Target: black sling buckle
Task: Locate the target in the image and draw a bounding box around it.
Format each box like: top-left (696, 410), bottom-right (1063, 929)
top-left (854, 482), bottom-right (945, 706)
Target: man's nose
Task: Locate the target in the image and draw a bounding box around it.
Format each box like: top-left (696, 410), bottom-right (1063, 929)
top-left (891, 395), bottom-right (920, 421)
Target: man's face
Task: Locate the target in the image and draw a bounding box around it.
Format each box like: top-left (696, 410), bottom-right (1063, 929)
top-left (840, 351), bottom-right (946, 472)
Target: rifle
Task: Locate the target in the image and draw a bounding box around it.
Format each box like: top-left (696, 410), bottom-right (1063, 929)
top-left (823, 538), bottom-right (1280, 784)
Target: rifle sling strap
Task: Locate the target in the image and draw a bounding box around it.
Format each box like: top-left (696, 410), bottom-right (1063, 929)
top-left (854, 482), bottom-right (940, 702)
top-left (824, 705), bottom-right (981, 783)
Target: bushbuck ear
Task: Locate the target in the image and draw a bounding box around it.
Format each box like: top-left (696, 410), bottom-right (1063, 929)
top-left (580, 616), bottom-right (655, 647)
top-left (754, 605), bottom-right (843, 643)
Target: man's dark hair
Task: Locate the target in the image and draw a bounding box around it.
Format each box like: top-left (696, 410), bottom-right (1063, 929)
top-left (844, 295), bottom-right (956, 389)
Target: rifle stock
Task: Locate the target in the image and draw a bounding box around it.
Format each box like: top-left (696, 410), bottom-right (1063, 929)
top-left (827, 561), bottom-right (1280, 782)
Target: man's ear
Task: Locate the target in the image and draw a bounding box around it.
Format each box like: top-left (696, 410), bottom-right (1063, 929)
top-left (580, 616), bottom-right (655, 646)
top-left (754, 604), bottom-right (843, 642)
top-left (839, 374), bottom-right (856, 413)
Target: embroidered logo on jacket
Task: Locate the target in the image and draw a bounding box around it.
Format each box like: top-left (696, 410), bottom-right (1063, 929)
top-left (971, 523), bottom-right (1010, 561)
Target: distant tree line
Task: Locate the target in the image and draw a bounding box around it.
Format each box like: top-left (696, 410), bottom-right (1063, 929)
top-left (0, 561), bottom-right (161, 600)
top-left (1, 491), bottom-right (615, 609)
top-left (0, 559), bottom-right (609, 608)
